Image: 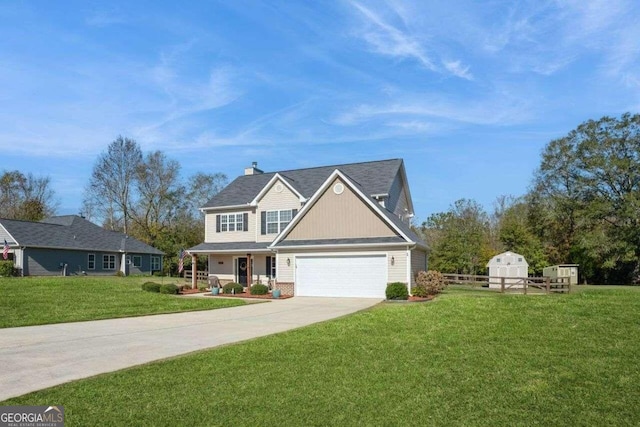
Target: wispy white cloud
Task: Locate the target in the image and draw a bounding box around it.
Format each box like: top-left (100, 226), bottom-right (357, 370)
top-left (442, 60), bottom-right (473, 80)
top-left (348, 1), bottom-right (472, 80)
top-left (349, 1), bottom-right (436, 71)
top-left (333, 92), bottom-right (531, 128)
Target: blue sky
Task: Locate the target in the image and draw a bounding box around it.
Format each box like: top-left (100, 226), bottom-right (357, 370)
top-left (2, 1), bottom-right (639, 223)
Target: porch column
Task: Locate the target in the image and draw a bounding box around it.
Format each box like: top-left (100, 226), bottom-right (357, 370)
top-left (246, 253), bottom-right (252, 287)
top-left (191, 254), bottom-right (198, 289)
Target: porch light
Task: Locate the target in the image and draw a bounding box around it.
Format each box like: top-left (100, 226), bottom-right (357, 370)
top-left (391, 256), bottom-right (395, 266)
top-left (286, 258), bottom-right (291, 266)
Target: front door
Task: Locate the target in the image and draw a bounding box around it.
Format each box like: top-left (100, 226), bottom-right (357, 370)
top-left (237, 257), bottom-right (248, 285)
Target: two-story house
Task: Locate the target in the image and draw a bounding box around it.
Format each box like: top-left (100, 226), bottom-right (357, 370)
top-left (187, 159), bottom-right (428, 298)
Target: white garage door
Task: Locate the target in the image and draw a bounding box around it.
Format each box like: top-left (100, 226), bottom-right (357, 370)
top-left (295, 255), bottom-right (387, 298)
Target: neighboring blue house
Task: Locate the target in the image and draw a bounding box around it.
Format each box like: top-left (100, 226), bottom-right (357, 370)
top-left (0, 215), bottom-right (163, 276)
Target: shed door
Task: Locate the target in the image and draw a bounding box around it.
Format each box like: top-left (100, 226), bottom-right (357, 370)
top-left (296, 255), bottom-right (387, 298)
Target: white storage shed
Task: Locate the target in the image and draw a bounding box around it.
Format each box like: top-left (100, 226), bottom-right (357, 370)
top-left (486, 251), bottom-right (529, 288)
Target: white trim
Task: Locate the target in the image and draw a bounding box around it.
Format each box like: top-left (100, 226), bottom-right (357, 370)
top-left (200, 204), bottom-right (251, 212)
top-left (249, 173), bottom-right (306, 206)
top-left (270, 169), bottom-right (414, 247)
top-left (0, 223), bottom-right (19, 247)
top-left (102, 254), bottom-right (116, 270)
top-left (406, 249), bottom-right (411, 294)
top-left (274, 242), bottom-right (413, 250)
top-left (188, 248), bottom-right (273, 254)
top-left (218, 212), bottom-right (246, 233)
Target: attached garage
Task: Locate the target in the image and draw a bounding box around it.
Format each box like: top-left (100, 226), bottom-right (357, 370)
top-left (295, 255), bottom-right (387, 298)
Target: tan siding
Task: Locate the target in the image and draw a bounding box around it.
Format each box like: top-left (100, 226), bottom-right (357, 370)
top-left (204, 209), bottom-right (256, 243)
top-left (387, 249), bottom-right (408, 283)
top-left (284, 178), bottom-right (397, 241)
top-left (410, 249), bottom-right (427, 286)
top-left (277, 252), bottom-right (294, 282)
top-left (256, 179), bottom-right (302, 243)
top-left (207, 254), bottom-right (235, 282)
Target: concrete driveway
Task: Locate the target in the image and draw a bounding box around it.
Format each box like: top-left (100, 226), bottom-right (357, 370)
top-left (0, 297), bottom-right (379, 401)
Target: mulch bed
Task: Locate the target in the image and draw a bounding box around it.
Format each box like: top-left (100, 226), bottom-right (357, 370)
top-left (179, 288), bottom-right (207, 295)
top-left (205, 292), bottom-right (293, 300)
top-left (385, 295), bottom-right (436, 303)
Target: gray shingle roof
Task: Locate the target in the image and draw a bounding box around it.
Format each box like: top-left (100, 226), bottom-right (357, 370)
top-left (203, 159), bottom-right (403, 208)
top-left (274, 237), bottom-right (407, 247)
top-left (188, 242), bottom-right (271, 252)
top-left (0, 215), bottom-right (163, 254)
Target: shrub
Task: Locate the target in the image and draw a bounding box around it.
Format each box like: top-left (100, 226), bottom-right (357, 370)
top-left (141, 282), bottom-right (161, 293)
top-left (415, 270), bottom-right (447, 295)
top-left (386, 282), bottom-right (408, 300)
top-left (411, 286), bottom-right (429, 298)
top-left (250, 284), bottom-right (269, 295)
top-left (223, 282), bottom-right (244, 294)
top-left (198, 286), bottom-right (208, 292)
top-left (0, 261), bottom-right (16, 277)
top-left (115, 271), bottom-right (125, 277)
top-left (159, 284), bottom-right (179, 294)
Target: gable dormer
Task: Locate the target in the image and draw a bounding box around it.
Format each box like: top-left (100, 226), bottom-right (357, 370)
top-left (254, 174), bottom-right (303, 243)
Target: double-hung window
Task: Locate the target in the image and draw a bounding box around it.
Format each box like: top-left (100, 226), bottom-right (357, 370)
top-left (264, 210), bottom-right (294, 234)
top-left (132, 255), bottom-right (142, 267)
top-left (87, 254), bottom-right (95, 270)
top-left (217, 213), bottom-right (247, 232)
top-left (151, 256), bottom-right (161, 271)
top-left (103, 254), bottom-right (116, 270)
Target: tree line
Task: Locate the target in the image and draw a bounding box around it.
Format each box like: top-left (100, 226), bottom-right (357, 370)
top-left (1, 136), bottom-right (227, 275)
top-left (419, 113), bottom-right (640, 285)
top-left (82, 137), bottom-right (227, 274)
top-left (3, 113), bottom-right (639, 283)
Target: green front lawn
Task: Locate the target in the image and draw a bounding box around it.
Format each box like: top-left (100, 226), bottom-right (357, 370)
top-left (3, 288), bottom-right (639, 426)
top-left (0, 276), bottom-right (245, 328)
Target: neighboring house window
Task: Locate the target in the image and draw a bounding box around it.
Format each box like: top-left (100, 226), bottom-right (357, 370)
top-left (496, 258), bottom-right (501, 263)
top-left (216, 213), bottom-right (249, 232)
top-left (262, 209), bottom-right (295, 234)
top-left (88, 254), bottom-right (95, 270)
top-left (266, 256), bottom-right (276, 278)
top-left (151, 256), bottom-right (161, 271)
top-left (103, 254), bottom-right (116, 270)
top-left (517, 257), bottom-right (523, 262)
top-left (132, 255), bottom-right (142, 268)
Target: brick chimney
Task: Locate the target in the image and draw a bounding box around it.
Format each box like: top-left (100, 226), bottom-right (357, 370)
top-left (244, 161), bottom-right (263, 175)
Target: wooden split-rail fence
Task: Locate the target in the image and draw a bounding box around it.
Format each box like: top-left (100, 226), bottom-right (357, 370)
top-left (183, 270), bottom-right (209, 283)
top-left (442, 274), bottom-right (570, 294)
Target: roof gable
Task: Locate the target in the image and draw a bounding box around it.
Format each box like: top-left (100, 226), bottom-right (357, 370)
top-left (271, 169), bottom-right (421, 248)
top-left (249, 173), bottom-right (306, 206)
top-left (280, 176), bottom-right (399, 241)
top-left (202, 159), bottom-right (403, 209)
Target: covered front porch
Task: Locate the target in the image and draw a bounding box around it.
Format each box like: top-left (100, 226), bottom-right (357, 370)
top-left (186, 242), bottom-right (276, 290)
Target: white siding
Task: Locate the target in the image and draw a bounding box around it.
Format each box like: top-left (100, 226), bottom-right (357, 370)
top-left (204, 209), bottom-right (256, 243)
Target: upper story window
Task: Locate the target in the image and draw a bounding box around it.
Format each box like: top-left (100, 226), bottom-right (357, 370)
top-left (263, 209), bottom-right (295, 234)
top-left (216, 212), bottom-right (249, 233)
